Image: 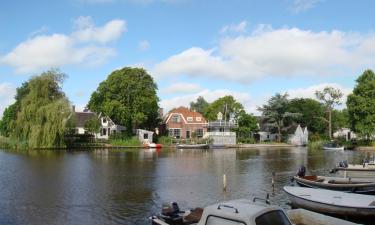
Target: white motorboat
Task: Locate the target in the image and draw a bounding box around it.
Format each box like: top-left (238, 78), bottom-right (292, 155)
top-left (284, 186), bottom-right (375, 217)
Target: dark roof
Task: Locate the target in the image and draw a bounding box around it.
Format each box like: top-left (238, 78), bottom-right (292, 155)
top-left (74, 112), bottom-right (97, 127)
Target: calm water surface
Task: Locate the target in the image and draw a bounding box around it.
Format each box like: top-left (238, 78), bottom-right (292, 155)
top-left (0, 147), bottom-right (371, 225)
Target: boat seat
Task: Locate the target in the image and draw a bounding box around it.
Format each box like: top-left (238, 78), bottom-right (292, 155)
top-left (184, 207), bottom-right (203, 223)
top-left (369, 201), bottom-right (375, 206)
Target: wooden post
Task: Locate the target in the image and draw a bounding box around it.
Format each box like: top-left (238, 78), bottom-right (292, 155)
top-left (272, 172), bottom-right (275, 194)
top-left (223, 174), bottom-right (227, 192)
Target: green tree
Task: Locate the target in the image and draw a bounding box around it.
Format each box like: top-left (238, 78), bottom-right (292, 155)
top-left (347, 69), bottom-right (375, 139)
top-left (190, 96), bottom-right (209, 114)
top-left (235, 110), bottom-right (258, 142)
top-left (315, 87), bottom-right (343, 139)
top-left (10, 70), bottom-right (71, 148)
top-left (0, 82), bottom-right (30, 137)
top-left (332, 109), bottom-right (349, 133)
top-left (204, 95), bottom-right (244, 121)
top-left (88, 67), bottom-right (159, 133)
top-left (258, 93), bottom-right (300, 142)
top-left (286, 98), bottom-right (326, 137)
top-left (84, 116), bottom-right (101, 135)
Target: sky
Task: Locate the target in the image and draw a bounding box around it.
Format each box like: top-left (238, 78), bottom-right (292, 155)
top-left (1, 0), bottom-right (375, 117)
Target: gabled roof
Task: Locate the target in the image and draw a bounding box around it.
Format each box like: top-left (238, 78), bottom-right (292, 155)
top-left (165, 106), bottom-right (207, 124)
top-left (74, 112), bottom-right (97, 127)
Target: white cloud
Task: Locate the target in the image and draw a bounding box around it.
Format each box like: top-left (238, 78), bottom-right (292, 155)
top-left (138, 40), bottom-right (150, 51)
top-left (291, 0), bottom-right (322, 13)
top-left (1, 17), bottom-right (126, 74)
top-left (161, 82), bottom-right (202, 94)
top-left (0, 83), bottom-right (16, 118)
top-left (73, 16), bottom-right (126, 43)
top-left (220, 21), bottom-right (248, 34)
top-left (153, 25), bottom-right (375, 83)
top-left (286, 83), bottom-right (352, 106)
top-left (160, 89), bottom-right (253, 114)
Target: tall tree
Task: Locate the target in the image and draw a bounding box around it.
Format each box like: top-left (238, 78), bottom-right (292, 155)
top-left (10, 70), bottom-right (71, 148)
top-left (258, 93), bottom-right (300, 142)
top-left (286, 98), bottom-right (326, 136)
top-left (204, 95), bottom-right (244, 121)
top-left (315, 87), bottom-right (343, 139)
top-left (190, 96), bottom-right (209, 114)
top-left (0, 82), bottom-right (30, 137)
top-left (234, 110), bottom-right (258, 142)
top-left (347, 69), bottom-right (375, 139)
top-left (88, 67), bottom-right (159, 133)
top-left (84, 116), bottom-right (101, 136)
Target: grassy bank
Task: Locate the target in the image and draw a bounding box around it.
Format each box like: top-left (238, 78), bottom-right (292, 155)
top-left (109, 137), bottom-right (141, 147)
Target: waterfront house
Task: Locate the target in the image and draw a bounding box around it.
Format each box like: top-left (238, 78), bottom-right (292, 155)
top-left (136, 129), bottom-right (154, 144)
top-left (333, 128), bottom-right (357, 141)
top-left (253, 116), bottom-right (279, 142)
top-left (164, 107), bottom-right (207, 139)
top-left (289, 124), bottom-right (308, 146)
top-left (73, 107), bottom-right (126, 140)
top-left (204, 112), bottom-right (237, 145)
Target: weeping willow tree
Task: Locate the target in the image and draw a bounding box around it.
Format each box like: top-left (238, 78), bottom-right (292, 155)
top-left (10, 70), bottom-right (71, 149)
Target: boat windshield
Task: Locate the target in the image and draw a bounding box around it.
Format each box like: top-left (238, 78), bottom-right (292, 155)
top-left (255, 210), bottom-right (291, 225)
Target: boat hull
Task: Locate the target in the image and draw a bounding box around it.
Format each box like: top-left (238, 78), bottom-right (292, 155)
top-left (294, 176), bottom-right (375, 194)
top-left (323, 146), bottom-right (344, 151)
top-left (284, 186), bottom-right (375, 217)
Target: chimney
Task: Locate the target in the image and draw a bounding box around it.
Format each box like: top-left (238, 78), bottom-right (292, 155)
top-left (72, 105), bottom-right (75, 112)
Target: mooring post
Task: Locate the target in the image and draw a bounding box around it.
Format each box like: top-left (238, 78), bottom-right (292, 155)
top-left (272, 172), bottom-right (275, 194)
top-left (223, 174), bottom-right (227, 192)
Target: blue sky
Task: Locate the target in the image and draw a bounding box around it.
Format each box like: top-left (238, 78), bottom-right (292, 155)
top-left (1, 0), bottom-right (375, 117)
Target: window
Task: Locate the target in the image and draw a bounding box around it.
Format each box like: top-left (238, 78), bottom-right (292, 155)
top-left (102, 128), bottom-right (106, 136)
top-left (196, 117), bottom-right (201, 122)
top-left (196, 128), bottom-right (203, 137)
top-left (206, 216), bottom-right (245, 225)
top-left (187, 117), bottom-right (193, 122)
top-left (107, 128), bottom-right (110, 136)
top-left (144, 133), bottom-right (149, 139)
top-left (255, 210), bottom-right (291, 225)
top-left (172, 115), bottom-right (180, 123)
top-left (102, 118), bottom-right (107, 123)
top-left (169, 129), bottom-right (181, 138)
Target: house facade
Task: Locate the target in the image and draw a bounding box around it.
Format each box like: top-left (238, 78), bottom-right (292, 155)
top-left (74, 109), bottom-right (126, 140)
top-left (164, 107), bottom-right (207, 139)
top-left (204, 112), bottom-right (238, 145)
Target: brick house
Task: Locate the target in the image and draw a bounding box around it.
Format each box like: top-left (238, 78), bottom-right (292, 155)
top-left (164, 107), bottom-right (207, 139)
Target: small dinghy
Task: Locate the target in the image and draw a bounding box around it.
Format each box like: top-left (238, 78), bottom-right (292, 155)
top-left (323, 142), bottom-right (344, 151)
top-left (293, 175), bottom-right (375, 193)
top-left (284, 186), bottom-right (375, 217)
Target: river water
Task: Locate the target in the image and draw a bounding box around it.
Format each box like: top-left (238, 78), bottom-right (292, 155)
top-left (0, 147), bottom-right (371, 225)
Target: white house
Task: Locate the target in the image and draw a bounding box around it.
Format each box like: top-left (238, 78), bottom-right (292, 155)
top-left (333, 128), bottom-right (356, 141)
top-left (74, 109), bottom-right (126, 140)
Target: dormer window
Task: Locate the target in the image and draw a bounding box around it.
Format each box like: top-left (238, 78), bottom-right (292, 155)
top-left (187, 117), bottom-right (193, 122)
top-left (172, 115), bottom-right (180, 122)
top-left (196, 117), bottom-right (201, 122)
top-left (102, 118), bottom-right (107, 123)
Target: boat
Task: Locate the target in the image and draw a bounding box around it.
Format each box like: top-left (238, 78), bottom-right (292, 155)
top-left (176, 144), bottom-right (209, 149)
top-left (287, 208), bottom-right (359, 225)
top-left (150, 198), bottom-right (293, 225)
top-left (293, 175), bottom-right (375, 193)
top-left (323, 142), bottom-right (344, 151)
top-left (331, 160), bottom-right (375, 178)
top-left (283, 186), bottom-right (375, 217)
top-left (144, 143), bottom-right (162, 149)
top-left (150, 198), bottom-right (359, 225)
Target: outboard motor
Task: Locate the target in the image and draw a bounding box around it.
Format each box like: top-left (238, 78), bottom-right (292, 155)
top-left (338, 160), bottom-right (348, 168)
top-left (160, 202), bottom-right (183, 223)
top-left (297, 165), bottom-right (306, 177)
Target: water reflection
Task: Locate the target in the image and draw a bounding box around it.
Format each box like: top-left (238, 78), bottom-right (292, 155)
top-left (0, 148), bottom-right (370, 224)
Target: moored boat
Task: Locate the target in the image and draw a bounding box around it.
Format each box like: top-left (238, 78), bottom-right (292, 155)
top-left (176, 144), bottom-right (209, 149)
top-left (293, 175), bottom-right (375, 193)
top-left (323, 142), bottom-right (344, 151)
top-left (283, 186), bottom-right (375, 217)
top-left (331, 160), bottom-right (375, 178)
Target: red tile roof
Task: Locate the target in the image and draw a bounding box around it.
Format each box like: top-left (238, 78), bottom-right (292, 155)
top-left (165, 107), bottom-right (207, 123)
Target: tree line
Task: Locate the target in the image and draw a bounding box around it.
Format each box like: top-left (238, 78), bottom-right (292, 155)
top-left (0, 68), bottom-right (375, 148)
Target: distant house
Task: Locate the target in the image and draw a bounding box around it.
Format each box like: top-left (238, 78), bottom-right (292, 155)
top-left (205, 112), bottom-right (238, 145)
top-left (73, 108), bottom-right (126, 140)
top-left (333, 128), bottom-right (356, 141)
top-left (164, 107), bottom-right (207, 139)
top-left (253, 116), bottom-right (279, 142)
top-left (136, 129), bottom-right (154, 144)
